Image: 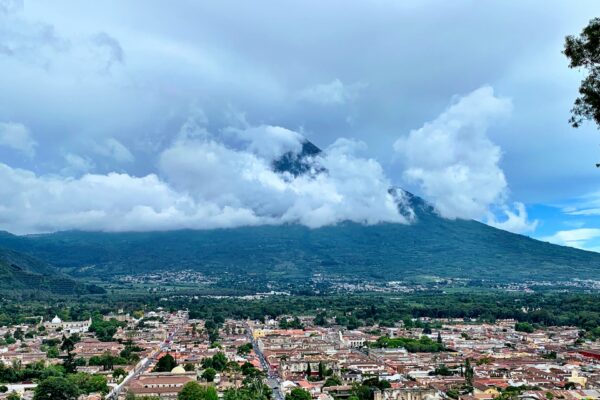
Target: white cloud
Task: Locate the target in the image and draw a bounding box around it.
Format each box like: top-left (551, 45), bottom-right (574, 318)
top-left (395, 86), bottom-right (512, 220)
top-left (62, 153), bottom-right (95, 175)
top-left (541, 228), bottom-right (600, 251)
top-left (0, 163), bottom-right (261, 234)
top-left (284, 138), bottom-right (403, 227)
top-left (232, 125), bottom-right (303, 161)
top-left (487, 202), bottom-right (538, 234)
top-left (93, 137), bottom-right (134, 163)
top-left (560, 190), bottom-right (600, 216)
top-left (0, 124), bottom-right (409, 234)
top-left (159, 129), bottom-right (405, 228)
top-left (0, 122), bottom-right (37, 156)
top-left (298, 79), bottom-right (362, 105)
top-left (0, 5), bottom-right (67, 66)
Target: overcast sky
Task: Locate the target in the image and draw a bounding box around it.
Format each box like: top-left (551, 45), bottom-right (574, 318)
top-left (2, 0), bottom-right (600, 250)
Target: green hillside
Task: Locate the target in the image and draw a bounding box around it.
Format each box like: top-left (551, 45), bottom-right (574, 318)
top-left (0, 246), bottom-right (104, 296)
top-left (0, 192), bottom-right (598, 287)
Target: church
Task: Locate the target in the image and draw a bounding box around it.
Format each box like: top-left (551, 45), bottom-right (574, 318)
top-left (43, 315), bottom-right (92, 334)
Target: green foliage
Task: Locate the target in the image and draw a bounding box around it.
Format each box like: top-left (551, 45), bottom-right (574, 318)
top-left (154, 353), bottom-right (177, 372)
top-left (201, 367), bottom-right (217, 382)
top-left (177, 381), bottom-right (218, 400)
top-left (564, 18), bottom-right (600, 129)
top-left (89, 352), bottom-right (127, 371)
top-left (318, 361), bottom-right (326, 380)
top-left (5, 204), bottom-right (600, 291)
top-left (204, 318), bottom-right (221, 344)
top-left (125, 394), bottom-right (160, 400)
top-left (0, 361), bottom-right (64, 383)
top-left (515, 322), bottom-right (535, 333)
top-left (240, 361), bottom-right (262, 377)
top-left (285, 388), bottom-right (312, 400)
top-left (464, 359), bottom-right (474, 386)
top-left (314, 311), bottom-right (328, 326)
top-left (279, 317), bottom-right (303, 329)
top-left (184, 363), bottom-right (195, 371)
top-left (66, 373), bottom-right (109, 394)
top-left (373, 336), bottom-right (445, 352)
top-left (431, 364), bottom-right (454, 376)
top-left (223, 374), bottom-right (271, 400)
top-left (113, 367), bottom-right (127, 381)
top-left (362, 377), bottom-right (391, 390)
top-left (0, 247), bottom-right (103, 297)
top-left (120, 339), bottom-right (143, 364)
top-left (89, 315), bottom-right (125, 342)
top-left (201, 352), bottom-right (228, 372)
top-left (236, 342), bottom-right (253, 356)
top-left (324, 376), bottom-right (343, 387)
top-left (46, 346), bottom-right (59, 358)
top-left (33, 376), bottom-right (79, 400)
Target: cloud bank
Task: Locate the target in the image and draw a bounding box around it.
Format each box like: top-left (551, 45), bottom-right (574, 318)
top-left (0, 85), bottom-right (539, 236)
top-left (394, 86), bottom-right (537, 234)
top-left (0, 122), bottom-right (37, 157)
top-left (0, 123), bottom-right (406, 234)
top-left (541, 228), bottom-right (600, 251)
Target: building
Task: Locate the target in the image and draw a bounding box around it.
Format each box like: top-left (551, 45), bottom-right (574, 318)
top-left (124, 371), bottom-right (196, 399)
top-left (43, 315), bottom-right (92, 334)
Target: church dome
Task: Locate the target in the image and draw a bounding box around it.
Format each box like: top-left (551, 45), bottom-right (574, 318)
top-left (171, 366), bottom-right (186, 374)
top-left (51, 315), bottom-right (62, 324)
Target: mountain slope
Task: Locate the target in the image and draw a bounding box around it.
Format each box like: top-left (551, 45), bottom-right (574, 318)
top-left (0, 246), bottom-right (104, 295)
top-left (0, 140), bottom-right (598, 290)
top-left (0, 191), bottom-right (598, 287)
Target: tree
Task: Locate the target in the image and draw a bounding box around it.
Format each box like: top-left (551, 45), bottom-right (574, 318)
top-left (285, 388), bottom-right (312, 400)
top-left (184, 363), bottom-right (195, 371)
top-left (237, 343), bottom-right (253, 356)
top-left (202, 367), bottom-right (217, 382)
top-left (67, 373), bottom-right (109, 394)
top-left (223, 389), bottom-right (253, 400)
top-left (154, 353), bottom-right (177, 372)
top-left (46, 346), bottom-right (59, 358)
top-left (61, 336), bottom-right (76, 353)
top-left (432, 364), bottom-right (453, 376)
top-left (7, 393), bottom-right (20, 400)
top-left (178, 381), bottom-right (218, 400)
top-left (33, 376), bottom-right (79, 400)
top-left (314, 312), bottom-right (327, 326)
top-left (113, 367), bottom-right (127, 382)
top-left (318, 361), bottom-right (325, 379)
top-left (464, 358), bottom-right (474, 387)
top-left (61, 336), bottom-right (77, 374)
top-left (324, 376), bottom-right (342, 387)
top-left (13, 328), bottom-right (23, 341)
top-left (564, 18), bottom-right (600, 131)
top-left (515, 322), bottom-right (535, 333)
top-left (177, 381), bottom-right (204, 400)
top-left (201, 352), bottom-right (228, 372)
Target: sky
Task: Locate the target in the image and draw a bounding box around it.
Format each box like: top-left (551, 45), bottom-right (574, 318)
top-left (2, 1), bottom-right (600, 251)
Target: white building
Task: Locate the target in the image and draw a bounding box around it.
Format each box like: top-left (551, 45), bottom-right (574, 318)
top-left (43, 315), bottom-right (92, 334)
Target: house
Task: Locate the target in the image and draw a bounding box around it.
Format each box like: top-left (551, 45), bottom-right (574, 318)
top-left (124, 371), bottom-right (196, 399)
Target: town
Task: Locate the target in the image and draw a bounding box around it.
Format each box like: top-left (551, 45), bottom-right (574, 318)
top-left (1, 308), bottom-right (600, 400)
